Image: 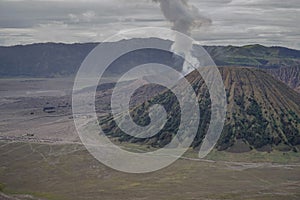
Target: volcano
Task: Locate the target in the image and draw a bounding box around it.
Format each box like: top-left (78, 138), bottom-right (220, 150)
top-left (98, 66), bottom-right (300, 153)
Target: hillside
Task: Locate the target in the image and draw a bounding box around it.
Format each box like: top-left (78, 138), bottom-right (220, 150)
top-left (205, 44), bottom-right (300, 69)
top-left (99, 67), bottom-right (300, 152)
top-left (0, 40), bottom-right (299, 77)
top-left (0, 43), bottom-right (97, 77)
top-left (267, 66), bottom-right (300, 93)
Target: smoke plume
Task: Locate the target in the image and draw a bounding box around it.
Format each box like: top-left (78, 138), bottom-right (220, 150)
top-left (153, 0), bottom-right (211, 35)
top-left (153, 0), bottom-right (211, 74)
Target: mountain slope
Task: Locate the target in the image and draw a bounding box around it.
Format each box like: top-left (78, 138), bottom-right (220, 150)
top-left (1, 40), bottom-right (299, 94)
top-left (219, 67), bottom-right (300, 152)
top-left (0, 43), bottom-right (97, 77)
top-left (204, 44), bottom-right (300, 69)
top-left (267, 66), bottom-right (300, 93)
top-left (99, 67), bottom-right (300, 152)
top-left (1, 41), bottom-right (300, 77)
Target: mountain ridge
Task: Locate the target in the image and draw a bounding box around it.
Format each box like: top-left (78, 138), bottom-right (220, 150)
top-left (1, 40), bottom-right (299, 94)
top-left (0, 39), bottom-right (299, 76)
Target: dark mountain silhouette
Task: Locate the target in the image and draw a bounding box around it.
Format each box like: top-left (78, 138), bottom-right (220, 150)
top-left (0, 39), bottom-right (299, 78)
top-left (0, 42), bottom-right (97, 77)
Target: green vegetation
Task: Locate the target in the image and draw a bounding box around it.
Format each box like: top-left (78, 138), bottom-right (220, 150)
top-left (205, 44), bottom-right (300, 69)
top-left (205, 149), bottom-right (300, 164)
top-left (4, 190), bottom-right (61, 200)
top-left (0, 182), bottom-right (5, 192)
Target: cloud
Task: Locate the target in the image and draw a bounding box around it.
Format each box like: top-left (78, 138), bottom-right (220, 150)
top-left (68, 11), bottom-right (97, 23)
top-left (0, 0), bottom-right (299, 49)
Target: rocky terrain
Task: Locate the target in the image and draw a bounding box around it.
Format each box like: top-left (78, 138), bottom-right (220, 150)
top-left (267, 66), bottom-right (300, 93)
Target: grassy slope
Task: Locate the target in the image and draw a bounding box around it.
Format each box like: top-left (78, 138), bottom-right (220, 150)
top-left (205, 44), bottom-right (300, 68)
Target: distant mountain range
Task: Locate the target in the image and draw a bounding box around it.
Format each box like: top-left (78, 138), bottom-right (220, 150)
top-left (0, 42), bottom-right (97, 77)
top-left (0, 40), bottom-right (299, 73)
top-left (1, 39), bottom-right (299, 93)
top-left (205, 44), bottom-right (300, 69)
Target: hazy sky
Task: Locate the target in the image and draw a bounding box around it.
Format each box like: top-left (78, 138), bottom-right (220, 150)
top-left (0, 0), bottom-right (299, 49)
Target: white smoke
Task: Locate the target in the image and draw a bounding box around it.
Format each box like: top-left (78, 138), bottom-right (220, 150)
top-left (153, 0), bottom-right (211, 75)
